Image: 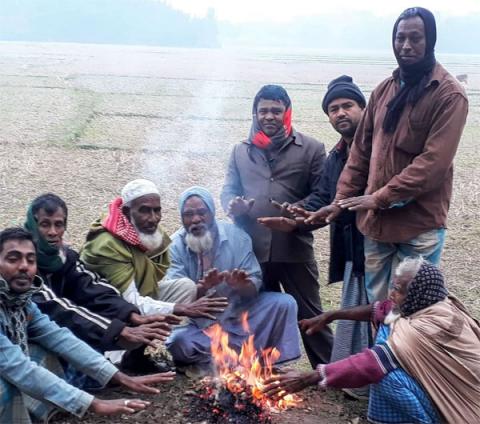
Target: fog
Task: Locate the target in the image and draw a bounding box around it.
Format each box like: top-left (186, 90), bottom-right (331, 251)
top-left (0, 0), bottom-right (479, 54)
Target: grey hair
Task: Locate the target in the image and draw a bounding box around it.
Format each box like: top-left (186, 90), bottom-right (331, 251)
top-left (395, 256), bottom-right (425, 280)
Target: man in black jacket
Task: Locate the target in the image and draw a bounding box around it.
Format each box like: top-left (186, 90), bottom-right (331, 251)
top-left (298, 77), bottom-right (370, 399)
top-left (24, 193), bottom-right (177, 372)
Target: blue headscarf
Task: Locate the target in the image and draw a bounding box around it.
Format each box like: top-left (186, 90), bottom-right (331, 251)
top-left (179, 186), bottom-right (216, 216)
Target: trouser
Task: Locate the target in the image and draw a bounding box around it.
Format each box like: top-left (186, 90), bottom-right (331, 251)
top-left (364, 228), bottom-right (446, 302)
top-left (367, 325), bottom-right (440, 423)
top-left (158, 277), bottom-right (198, 304)
top-left (261, 261), bottom-right (333, 367)
top-left (167, 292), bottom-right (301, 366)
top-left (0, 344), bottom-right (62, 424)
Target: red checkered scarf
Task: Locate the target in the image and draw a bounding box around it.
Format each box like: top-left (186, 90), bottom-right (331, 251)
top-left (248, 106), bottom-right (292, 149)
top-left (102, 197), bottom-right (147, 252)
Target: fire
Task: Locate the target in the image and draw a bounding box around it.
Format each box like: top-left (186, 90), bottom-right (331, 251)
top-left (203, 312), bottom-right (301, 412)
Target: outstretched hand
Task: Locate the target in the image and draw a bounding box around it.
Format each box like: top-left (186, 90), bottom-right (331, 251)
top-left (263, 371), bottom-right (320, 398)
top-left (111, 371), bottom-right (176, 395)
top-left (227, 196), bottom-right (255, 217)
top-left (198, 268), bottom-right (228, 291)
top-left (89, 398), bottom-right (151, 416)
top-left (225, 268), bottom-right (254, 290)
top-left (337, 195), bottom-right (380, 211)
top-left (269, 199), bottom-right (297, 218)
top-left (118, 322), bottom-right (172, 350)
top-left (257, 216), bottom-right (300, 232)
top-left (303, 204), bottom-right (342, 224)
top-left (299, 312), bottom-right (333, 336)
top-left (174, 293), bottom-right (229, 320)
top-left (130, 312), bottom-right (182, 326)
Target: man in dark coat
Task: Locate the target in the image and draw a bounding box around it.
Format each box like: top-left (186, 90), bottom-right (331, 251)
top-left (221, 84), bottom-right (333, 367)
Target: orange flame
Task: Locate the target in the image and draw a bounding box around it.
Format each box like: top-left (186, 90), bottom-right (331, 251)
top-left (204, 312), bottom-right (301, 412)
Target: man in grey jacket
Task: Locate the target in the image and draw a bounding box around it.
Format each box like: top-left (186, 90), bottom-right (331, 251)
top-left (221, 85), bottom-right (333, 367)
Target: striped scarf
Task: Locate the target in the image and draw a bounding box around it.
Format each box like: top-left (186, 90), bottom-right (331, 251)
top-left (102, 197), bottom-right (147, 252)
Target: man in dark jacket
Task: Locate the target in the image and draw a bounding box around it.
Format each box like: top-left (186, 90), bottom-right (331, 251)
top-left (24, 193), bottom-right (177, 372)
top-left (221, 84), bottom-right (333, 367)
top-left (297, 77), bottom-right (370, 398)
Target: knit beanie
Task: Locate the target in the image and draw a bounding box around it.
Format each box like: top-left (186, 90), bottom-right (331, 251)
top-left (322, 75), bottom-right (366, 114)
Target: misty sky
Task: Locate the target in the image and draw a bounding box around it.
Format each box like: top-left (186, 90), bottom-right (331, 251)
top-left (165, 0), bottom-right (480, 22)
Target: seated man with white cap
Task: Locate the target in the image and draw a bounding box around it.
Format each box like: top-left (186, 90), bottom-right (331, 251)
top-left (81, 179), bottom-right (228, 322)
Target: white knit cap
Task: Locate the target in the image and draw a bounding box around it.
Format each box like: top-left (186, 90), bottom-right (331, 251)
top-left (121, 179), bottom-right (160, 204)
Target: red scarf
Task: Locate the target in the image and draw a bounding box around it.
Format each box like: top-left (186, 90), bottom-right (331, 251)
top-left (250, 107), bottom-right (293, 149)
top-left (102, 197), bottom-right (147, 251)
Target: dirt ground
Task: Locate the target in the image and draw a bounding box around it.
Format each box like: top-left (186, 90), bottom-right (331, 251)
top-left (55, 375), bottom-right (368, 424)
top-left (0, 42), bottom-right (479, 423)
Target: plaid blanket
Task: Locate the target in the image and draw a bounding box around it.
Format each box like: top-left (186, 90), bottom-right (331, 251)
top-left (368, 325), bottom-right (439, 423)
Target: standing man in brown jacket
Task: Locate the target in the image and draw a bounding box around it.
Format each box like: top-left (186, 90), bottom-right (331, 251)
top-left (221, 84), bottom-right (333, 367)
top-left (306, 7), bottom-right (468, 302)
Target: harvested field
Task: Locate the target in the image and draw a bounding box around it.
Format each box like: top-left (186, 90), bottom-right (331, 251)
top-left (0, 42), bottom-right (479, 423)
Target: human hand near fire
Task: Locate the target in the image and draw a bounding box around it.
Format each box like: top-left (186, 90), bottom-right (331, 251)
top-left (299, 311), bottom-right (334, 336)
top-left (263, 370), bottom-right (320, 398)
top-left (89, 370), bottom-right (177, 415)
top-left (89, 398), bottom-right (151, 416)
top-left (258, 200), bottom-right (308, 232)
top-left (197, 268), bottom-right (228, 295)
top-left (173, 293), bottom-right (229, 320)
top-left (129, 312), bottom-right (182, 326)
top-left (227, 196), bottom-right (255, 217)
top-left (110, 370), bottom-right (176, 394)
top-left (225, 268), bottom-right (253, 289)
top-left (294, 204), bottom-right (341, 225)
top-left (224, 268), bottom-right (257, 297)
top-left (117, 321), bottom-right (172, 350)
top-left (257, 216), bottom-right (300, 232)
top-left (337, 195), bottom-right (380, 211)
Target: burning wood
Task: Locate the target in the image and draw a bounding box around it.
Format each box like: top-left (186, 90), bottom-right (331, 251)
top-left (184, 312), bottom-right (301, 423)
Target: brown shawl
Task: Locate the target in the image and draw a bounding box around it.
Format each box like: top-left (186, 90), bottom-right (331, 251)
top-left (389, 296), bottom-right (480, 423)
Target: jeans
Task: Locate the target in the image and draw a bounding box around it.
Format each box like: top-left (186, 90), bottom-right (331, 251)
top-left (364, 228), bottom-right (445, 302)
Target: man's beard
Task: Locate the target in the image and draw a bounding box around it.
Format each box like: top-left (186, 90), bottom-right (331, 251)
top-left (185, 229), bottom-right (214, 254)
top-left (334, 120), bottom-right (356, 138)
top-left (132, 218), bottom-right (163, 251)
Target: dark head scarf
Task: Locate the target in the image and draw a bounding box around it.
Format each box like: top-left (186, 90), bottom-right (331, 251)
top-left (383, 7), bottom-right (437, 133)
top-left (400, 261), bottom-right (448, 317)
top-left (248, 85), bottom-right (292, 150)
top-left (322, 75), bottom-right (366, 114)
top-left (24, 204), bottom-right (64, 273)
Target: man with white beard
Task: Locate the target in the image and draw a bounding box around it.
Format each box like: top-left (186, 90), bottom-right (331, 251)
top-left (165, 186), bottom-right (301, 372)
top-left (81, 179), bottom-right (228, 322)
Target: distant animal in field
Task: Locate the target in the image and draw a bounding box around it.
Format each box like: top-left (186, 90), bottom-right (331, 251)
top-left (456, 74), bottom-right (468, 88)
